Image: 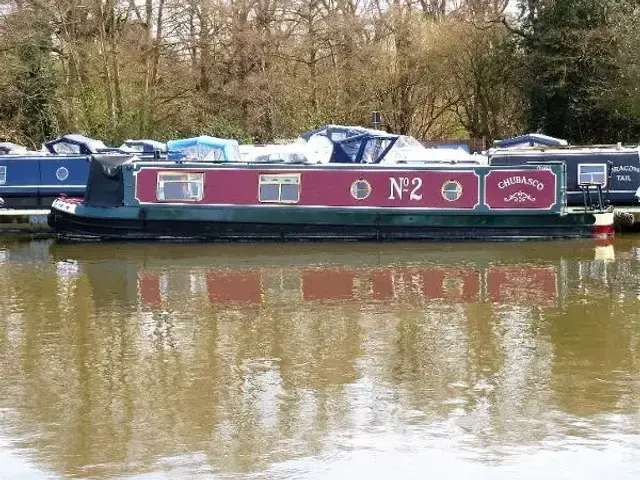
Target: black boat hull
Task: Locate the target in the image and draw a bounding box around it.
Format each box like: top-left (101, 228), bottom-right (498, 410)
top-left (48, 208), bottom-right (610, 242)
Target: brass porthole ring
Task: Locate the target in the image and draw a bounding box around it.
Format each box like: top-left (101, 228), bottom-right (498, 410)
top-left (441, 180), bottom-right (463, 202)
top-left (350, 179), bottom-right (372, 200)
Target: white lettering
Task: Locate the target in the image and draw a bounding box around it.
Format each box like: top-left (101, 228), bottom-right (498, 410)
top-left (498, 176), bottom-right (545, 191)
top-left (389, 177), bottom-right (423, 201)
top-left (617, 175), bottom-right (632, 182)
top-left (410, 177), bottom-right (423, 200)
top-left (389, 178), bottom-right (404, 200)
top-left (612, 165), bottom-right (640, 173)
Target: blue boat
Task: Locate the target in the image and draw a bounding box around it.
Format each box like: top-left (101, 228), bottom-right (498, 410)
top-left (488, 141), bottom-right (640, 206)
top-left (0, 135), bottom-right (108, 208)
top-left (0, 135), bottom-right (171, 209)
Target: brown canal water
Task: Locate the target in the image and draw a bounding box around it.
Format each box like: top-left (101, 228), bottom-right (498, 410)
top-left (0, 239), bottom-right (640, 479)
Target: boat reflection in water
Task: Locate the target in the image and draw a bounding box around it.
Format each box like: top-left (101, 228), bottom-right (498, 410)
top-left (134, 259), bottom-right (559, 308)
top-left (4, 239), bottom-right (640, 479)
top-left (45, 241), bottom-right (578, 310)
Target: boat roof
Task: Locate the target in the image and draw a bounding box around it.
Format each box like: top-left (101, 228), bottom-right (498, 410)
top-left (489, 145), bottom-right (640, 156)
top-left (164, 127), bottom-right (483, 166)
top-left (430, 143), bottom-right (470, 153)
top-left (239, 144), bottom-right (310, 163)
top-left (494, 133), bottom-right (568, 149)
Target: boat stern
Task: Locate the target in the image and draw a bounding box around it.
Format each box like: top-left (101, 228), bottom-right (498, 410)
top-left (592, 210), bottom-right (615, 238)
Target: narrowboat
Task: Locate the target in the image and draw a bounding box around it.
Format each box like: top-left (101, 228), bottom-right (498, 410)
top-left (0, 135), bottom-right (166, 209)
top-left (0, 134), bottom-right (97, 208)
top-left (48, 136), bottom-right (614, 241)
top-left (489, 138), bottom-right (640, 206)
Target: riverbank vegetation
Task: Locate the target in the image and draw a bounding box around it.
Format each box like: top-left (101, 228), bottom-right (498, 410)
top-left (1, 0), bottom-right (639, 147)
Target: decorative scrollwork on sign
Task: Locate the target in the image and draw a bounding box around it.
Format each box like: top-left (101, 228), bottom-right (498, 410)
top-left (504, 191), bottom-right (536, 203)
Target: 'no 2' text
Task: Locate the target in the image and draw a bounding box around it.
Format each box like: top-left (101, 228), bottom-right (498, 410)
top-left (388, 177), bottom-right (423, 201)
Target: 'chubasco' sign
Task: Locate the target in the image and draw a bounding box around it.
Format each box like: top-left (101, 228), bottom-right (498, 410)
top-left (484, 169), bottom-right (557, 210)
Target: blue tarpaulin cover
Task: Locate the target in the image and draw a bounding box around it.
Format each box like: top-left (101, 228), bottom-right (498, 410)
top-left (167, 136), bottom-right (241, 162)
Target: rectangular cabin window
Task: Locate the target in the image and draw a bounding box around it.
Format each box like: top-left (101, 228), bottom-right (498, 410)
top-left (0, 166), bottom-right (5, 185)
top-left (578, 164), bottom-right (607, 187)
top-left (156, 172), bottom-right (204, 202)
top-left (259, 174), bottom-right (300, 203)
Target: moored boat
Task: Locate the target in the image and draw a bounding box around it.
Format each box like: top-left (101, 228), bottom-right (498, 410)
top-left (47, 136), bottom-right (614, 241)
top-left (0, 134), bottom-right (166, 209)
top-left (0, 135), bottom-right (94, 208)
top-left (489, 135), bottom-right (640, 206)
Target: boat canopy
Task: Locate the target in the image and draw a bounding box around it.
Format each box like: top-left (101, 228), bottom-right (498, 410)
top-left (493, 134), bottom-right (568, 149)
top-left (120, 139), bottom-right (167, 154)
top-left (297, 124), bottom-right (485, 165)
top-left (299, 124), bottom-right (390, 142)
top-left (167, 136), bottom-right (241, 162)
top-left (43, 134), bottom-right (110, 155)
top-left (298, 125), bottom-right (399, 164)
top-left (0, 142), bottom-right (28, 155)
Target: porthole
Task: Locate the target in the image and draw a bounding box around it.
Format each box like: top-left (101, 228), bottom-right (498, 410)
top-left (56, 167), bottom-right (69, 181)
top-left (350, 179), bottom-right (372, 200)
top-left (441, 180), bottom-right (462, 202)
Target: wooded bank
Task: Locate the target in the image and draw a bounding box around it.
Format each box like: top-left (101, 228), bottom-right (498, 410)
top-left (1, 0), bottom-right (639, 148)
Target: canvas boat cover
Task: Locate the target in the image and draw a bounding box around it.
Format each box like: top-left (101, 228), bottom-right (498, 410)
top-left (43, 134), bottom-right (109, 155)
top-left (297, 124), bottom-right (485, 165)
top-left (0, 142), bottom-right (29, 155)
top-left (84, 154), bottom-right (136, 207)
top-left (167, 136), bottom-right (241, 162)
